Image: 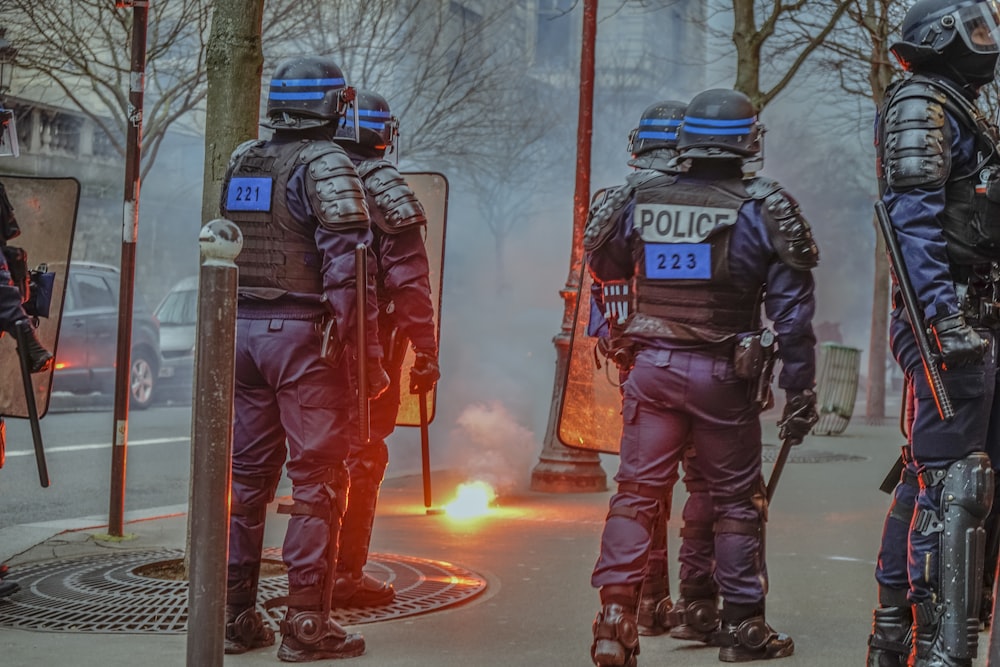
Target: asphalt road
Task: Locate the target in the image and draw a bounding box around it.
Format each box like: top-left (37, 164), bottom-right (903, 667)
top-left (0, 395), bottom-right (195, 530)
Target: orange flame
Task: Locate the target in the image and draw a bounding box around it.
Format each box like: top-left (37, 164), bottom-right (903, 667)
top-left (444, 481), bottom-right (497, 519)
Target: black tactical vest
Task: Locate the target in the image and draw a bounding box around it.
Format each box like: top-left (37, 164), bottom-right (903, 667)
top-left (626, 176), bottom-right (762, 343)
top-left (223, 138), bottom-right (327, 296)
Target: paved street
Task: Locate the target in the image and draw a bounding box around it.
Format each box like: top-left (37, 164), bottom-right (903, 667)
top-left (1, 414), bottom-right (992, 666)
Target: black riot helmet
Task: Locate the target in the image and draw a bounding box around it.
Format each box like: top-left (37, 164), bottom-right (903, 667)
top-left (627, 100), bottom-right (687, 157)
top-left (891, 0), bottom-right (1000, 86)
top-left (263, 56), bottom-right (356, 130)
top-left (677, 89), bottom-right (762, 160)
top-left (335, 90), bottom-right (399, 156)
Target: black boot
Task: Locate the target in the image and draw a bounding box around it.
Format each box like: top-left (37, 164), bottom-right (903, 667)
top-left (14, 319), bottom-right (52, 373)
top-left (717, 602), bottom-right (794, 663)
top-left (638, 505), bottom-right (672, 636)
top-left (224, 604), bottom-right (275, 654)
top-left (667, 577), bottom-right (720, 644)
top-left (637, 574), bottom-right (672, 636)
top-left (591, 585), bottom-right (640, 667)
top-left (277, 606), bottom-right (366, 662)
top-left (224, 576), bottom-right (274, 655)
top-left (332, 444), bottom-right (394, 608)
top-left (911, 600), bottom-right (973, 667)
top-left (866, 605), bottom-right (911, 667)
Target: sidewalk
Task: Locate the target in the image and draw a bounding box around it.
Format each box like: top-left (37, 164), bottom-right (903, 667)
top-left (0, 417), bottom-right (964, 666)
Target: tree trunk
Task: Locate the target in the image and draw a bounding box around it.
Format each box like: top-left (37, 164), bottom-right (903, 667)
top-left (187, 0), bottom-right (264, 575)
top-left (199, 1), bottom-right (265, 226)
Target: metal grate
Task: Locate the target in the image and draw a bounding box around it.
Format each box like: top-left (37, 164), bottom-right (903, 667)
top-left (0, 548), bottom-right (487, 633)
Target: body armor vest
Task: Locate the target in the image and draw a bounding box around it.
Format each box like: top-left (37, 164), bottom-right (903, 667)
top-left (224, 139), bottom-right (334, 296)
top-left (879, 75), bottom-right (1000, 265)
top-left (626, 176), bottom-right (762, 343)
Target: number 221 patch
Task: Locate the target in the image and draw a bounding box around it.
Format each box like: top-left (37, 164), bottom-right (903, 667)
top-left (644, 243), bottom-right (710, 279)
top-left (226, 177), bottom-right (273, 212)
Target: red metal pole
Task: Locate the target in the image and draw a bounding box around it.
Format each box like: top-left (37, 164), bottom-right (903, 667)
top-left (530, 0), bottom-right (607, 493)
top-left (108, 0), bottom-right (148, 537)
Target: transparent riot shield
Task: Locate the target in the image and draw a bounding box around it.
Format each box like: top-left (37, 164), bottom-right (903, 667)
top-left (395, 172), bottom-right (447, 427)
top-left (557, 263), bottom-right (624, 454)
top-left (0, 175), bottom-right (80, 419)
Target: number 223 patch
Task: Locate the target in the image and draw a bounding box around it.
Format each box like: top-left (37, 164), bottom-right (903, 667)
top-left (644, 243), bottom-right (711, 279)
top-left (226, 177), bottom-right (273, 212)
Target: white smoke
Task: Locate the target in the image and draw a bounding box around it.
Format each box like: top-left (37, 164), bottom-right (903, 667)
top-left (446, 401), bottom-right (538, 496)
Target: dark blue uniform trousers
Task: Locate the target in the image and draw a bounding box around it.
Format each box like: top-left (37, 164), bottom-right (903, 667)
top-left (229, 317), bottom-right (357, 592)
top-left (592, 347), bottom-right (766, 607)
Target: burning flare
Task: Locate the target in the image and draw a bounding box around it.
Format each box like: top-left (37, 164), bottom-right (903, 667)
top-left (444, 481), bottom-right (497, 519)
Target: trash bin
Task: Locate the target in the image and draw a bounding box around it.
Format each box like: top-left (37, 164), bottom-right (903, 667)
top-left (812, 342), bottom-right (861, 436)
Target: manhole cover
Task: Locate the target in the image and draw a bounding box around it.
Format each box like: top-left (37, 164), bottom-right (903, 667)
top-left (0, 548), bottom-right (487, 633)
top-left (761, 443), bottom-right (866, 464)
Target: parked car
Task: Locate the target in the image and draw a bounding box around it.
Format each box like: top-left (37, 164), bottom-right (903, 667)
top-left (52, 262), bottom-right (161, 409)
top-left (154, 276), bottom-right (197, 399)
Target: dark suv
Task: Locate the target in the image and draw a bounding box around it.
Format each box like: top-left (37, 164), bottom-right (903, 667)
top-left (52, 262), bottom-right (162, 409)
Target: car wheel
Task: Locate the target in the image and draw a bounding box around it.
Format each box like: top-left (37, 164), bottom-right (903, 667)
top-left (129, 351), bottom-right (156, 410)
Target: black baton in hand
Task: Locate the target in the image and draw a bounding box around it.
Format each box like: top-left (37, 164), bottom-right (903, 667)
top-left (355, 243), bottom-right (370, 447)
top-left (874, 200), bottom-right (954, 421)
top-left (13, 324), bottom-right (49, 487)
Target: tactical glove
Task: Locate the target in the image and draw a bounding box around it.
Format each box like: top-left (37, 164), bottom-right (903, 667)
top-left (367, 360), bottom-right (390, 400)
top-left (778, 389), bottom-right (818, 444)
top-left (931, 313), bottom-right (988, 369)
top-left (596, 334), bottom-right (637, 375)
top-left (409, 351), bottom-right (441, 394)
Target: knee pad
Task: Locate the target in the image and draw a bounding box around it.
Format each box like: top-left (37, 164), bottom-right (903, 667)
top-left (914, 453), bottom-right (993, 660)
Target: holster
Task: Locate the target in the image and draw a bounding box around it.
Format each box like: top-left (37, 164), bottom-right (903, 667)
top-left (319, 317), bottom-right (344, 366)
top-left (733, 329), bottom-right (777, 410)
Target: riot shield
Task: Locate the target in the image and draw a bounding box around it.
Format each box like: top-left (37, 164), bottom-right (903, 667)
top-left (0, 175), bottom-right (79, 419)
top-left (395, 172), bottom-right (447, 427)
top-left (557, 263), bottom-right (624, 454)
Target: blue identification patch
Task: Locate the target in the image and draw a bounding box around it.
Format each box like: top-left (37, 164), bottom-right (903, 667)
top-left (644, 243), bottom-right (711, 279)
top-left (227, 177), bottom-right (273, 212)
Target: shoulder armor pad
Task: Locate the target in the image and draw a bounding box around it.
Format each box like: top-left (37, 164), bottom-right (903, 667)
top-left (302, 142), bottom-right (370, 230)
top-left (881, 80), bottom-right (949, 191)
top-left (753, 182), bottom-right (819, 271)
top-left (583, 170), bottom-right (672, 251)
top-left (356, 159), bottom-right (427, 233)
top-left (744, 175), bottom-right (781, 201)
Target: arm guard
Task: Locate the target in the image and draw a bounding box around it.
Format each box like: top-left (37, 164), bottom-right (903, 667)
top-left (356, 159), bottom-right (427, 234)
top-left (746, 177), bottom-right (819, 271)
top-left (880, 80), bottom-right (950, 191)
top-left (302, 143), bottom-right (370, 231)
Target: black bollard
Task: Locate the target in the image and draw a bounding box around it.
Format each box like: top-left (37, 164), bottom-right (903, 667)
top-left (186, 219), bottom-right (242, 667)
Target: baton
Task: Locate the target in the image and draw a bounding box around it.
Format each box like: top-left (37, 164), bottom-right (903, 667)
top-left (418, 388), bottom-right (434, 511)
top-left (355, 244), bottom-right (370, 447)
top-left (874, 200), bottom-right (954, 421)
top-left (13, 325), bottom-right (49, 487)
top-left (766, 437), bottom-right (796, 503)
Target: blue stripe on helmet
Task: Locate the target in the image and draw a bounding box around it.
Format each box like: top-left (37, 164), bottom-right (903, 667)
top-left (358, 120), bottom-right (386, 130)
top-left (639, 118), bottom-right (682, 128)
top-left (684, 115), bottom-right (756, 128)
top-left (358, 109), bottom-right (392, 120)
top-left (271, 77), bottom-right (345, 88)
top-left (637, 130), bottom-right (678, 140)
top-left (269, 92), bottom-right (325, 101)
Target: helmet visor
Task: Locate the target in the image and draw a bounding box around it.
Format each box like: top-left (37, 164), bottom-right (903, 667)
top-left (955, 1), bottom-right (1000, 53)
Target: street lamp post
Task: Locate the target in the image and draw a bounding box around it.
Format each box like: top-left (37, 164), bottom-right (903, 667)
top-left (530, 0), bottom-right (607, 494)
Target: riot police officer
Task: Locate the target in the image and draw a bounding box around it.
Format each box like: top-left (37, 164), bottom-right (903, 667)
top-left (221, 56), bottom-right (388, 662)
top-left (866, 2), bottom-right (1000, 665)
top-left (330, 90), bottom-right (440, 608)
top-left (586, 88), bottom-right (819, 666)
top-left (588, 99), bottom-right (721, 642)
